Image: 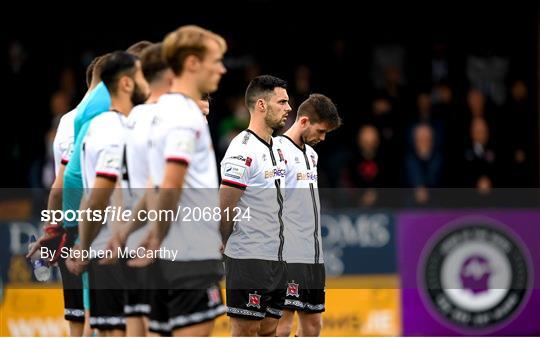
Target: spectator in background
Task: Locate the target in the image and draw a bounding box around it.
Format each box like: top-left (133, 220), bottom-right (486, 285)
top-left (467, 88), bottom-right (487, 119)
top-left (343, 125), bottom-right (386, 206)
top-left (497, 79), bottom-right (535, 186)
top-left (404, 123), bottom-right (443, 204)
top-left (463, 117), bottom-right (496, 192)
top-left (408, 92), bottom-right (446, 170)
top-left (284, 65), bottom-right (313, 130)
top-left (465, 88), bottom-right (496, 133)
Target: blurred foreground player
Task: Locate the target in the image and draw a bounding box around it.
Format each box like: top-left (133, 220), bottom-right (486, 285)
top-left (66, 51), bottom-right (149, 336)
top-left (131, 25), bottom-right (227, 336)
top-left (27, 54), bottom-right (110, 336)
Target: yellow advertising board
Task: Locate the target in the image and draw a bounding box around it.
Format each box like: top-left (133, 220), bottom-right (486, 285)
top-left (1, 275), bottom-right (399, 337)
top-left (214, 275), bottom-right (400, 336)
top-left (0, 285), bottom-right (69, 337)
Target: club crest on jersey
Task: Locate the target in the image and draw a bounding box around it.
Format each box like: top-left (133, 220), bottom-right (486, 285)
top-left (242, 133), bottom-right (250, 144)
top-left (310, 155), bottom-right (317, 167)
top-left (286, 282), bottom-right (300, 297)
top-left (262, 154), bottom-right (267, 162)
top-left (245, 157), bottom-right (252, 167)
top-left (207, 286), bottom-right (221, 307)
top-left (247, 293), bottom-right (261, 309)
top-left (294, 156), bottom-right (300, 164)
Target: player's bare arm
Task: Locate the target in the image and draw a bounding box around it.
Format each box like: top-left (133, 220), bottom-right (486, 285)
top-left (219, 184), bottom-right (244, 245)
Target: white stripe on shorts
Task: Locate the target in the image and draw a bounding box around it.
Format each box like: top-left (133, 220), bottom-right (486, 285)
top-left (169, 305), bottom-right (226, 328)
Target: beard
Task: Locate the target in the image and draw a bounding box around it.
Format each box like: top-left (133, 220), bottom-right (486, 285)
top-left (265, 107), bottom-right (286, 131)
top-left (131, 83), bottom-right (149, 106)
top-left (302, 134), bottom-right (318, 147)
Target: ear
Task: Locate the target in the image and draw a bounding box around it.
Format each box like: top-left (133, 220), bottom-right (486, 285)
top-left (184, 54), bottom-right (200, 72)
top-left (299, 116), bottom-right (310, 127)
top-left (256, 98), bottom-right (266, 112)
top-left (120, 75), bottom-right (134, 93)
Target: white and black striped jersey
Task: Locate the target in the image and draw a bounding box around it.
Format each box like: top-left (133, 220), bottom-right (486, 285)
top-left (275, 135), bottom-right (323, 264)
top-left (220, 130), bottom-right (288, 261)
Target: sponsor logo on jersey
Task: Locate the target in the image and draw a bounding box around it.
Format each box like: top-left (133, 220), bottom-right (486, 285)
top-left (224, 163), bottom-right (246, 179)
top-left (229, 155), bottom-right (252, 166)
top-left (296, 172), bottom-right (318, 181)
top-left (98, 150), bottom-right (122, 172)
top-left (264, 168), bottom-right (286, 179)
top-left (173, 137), bottom-right (196, 154)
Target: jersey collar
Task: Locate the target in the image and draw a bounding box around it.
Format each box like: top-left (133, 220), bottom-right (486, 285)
top-left (246, 129), bottom-right (272, 148)
top-left (280, 134), bottom-right (306, 153)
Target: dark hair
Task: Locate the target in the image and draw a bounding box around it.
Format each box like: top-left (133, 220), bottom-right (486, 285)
top-left (126, 40), bottom-right (153, 57)
top-left (140, 43), bottom-right (169, 83)
top-left (85, 56), bottom-right (100, 88)
top-left (245, 75), bottom-right (287, 110)
top-left (100, 51), bottom-right (138, 94)
top-left (85, 53), bottom-right (112, 88)
top-left (298, 93), bottom-right (342, 129)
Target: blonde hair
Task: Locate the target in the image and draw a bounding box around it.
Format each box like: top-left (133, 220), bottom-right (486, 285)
top-left (162, 25), bottom-right (227, 76)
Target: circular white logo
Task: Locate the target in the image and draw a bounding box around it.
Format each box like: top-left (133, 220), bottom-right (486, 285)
top-left (423, 224), bottom-right (529, 331)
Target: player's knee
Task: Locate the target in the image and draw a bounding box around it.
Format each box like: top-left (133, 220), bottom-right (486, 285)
top-left (276, 322), bottom-right (292, 337)
top-left (231, 318), bottom-right (260, 336)
top-left (258, 318), bottom-right (279, 336)
top-left (300, 315), bottom-right (322, 336)
top-left (258, 325), bottom-right (278, 337)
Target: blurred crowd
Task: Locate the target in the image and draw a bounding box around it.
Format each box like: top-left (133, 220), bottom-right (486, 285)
top-left (4, 37), bottom-right (538, 205)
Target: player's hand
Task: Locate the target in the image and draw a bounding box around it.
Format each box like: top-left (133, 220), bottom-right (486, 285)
top-left (26, 233), bottom-right (50, 259)
top-left (26, 223), bottom-right (67, 264)
top-left (127, 227), bottom-right (161, 268)
top-left (98, 230), bottom-right (127, 265)
top-left (65, 244), bottom-right (89, 275)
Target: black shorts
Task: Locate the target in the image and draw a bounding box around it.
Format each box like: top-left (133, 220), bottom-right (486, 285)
top-left (88, 259), bottom-right (126, 331)
top-left (58, 259), bottom-right (84, 322)
top-left (148, 259), bottom-right (225, 334)
top-left (58, 227), bottom-right (84, 323)
top-left (224, 256), bottom-right (287, 320)
top-left (123, 263), bottom-right (150, 317)
top-left (282, 263), bottom-right (326, 313)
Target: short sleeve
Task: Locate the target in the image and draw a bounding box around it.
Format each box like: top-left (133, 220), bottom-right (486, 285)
top-left (163, 127), bottom-right (199, 165)
top-left (220, 145), bottom-right (253, 190)
top-left (61, 138), bottom-right (74, 165)
top-left (95, 143), bottom-right (123, 181)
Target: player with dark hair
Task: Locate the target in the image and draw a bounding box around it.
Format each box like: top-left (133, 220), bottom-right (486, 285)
top-left (275, 94), bottom-right (341, 337)
top-left (220, 75), bottom-right (292, 336)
